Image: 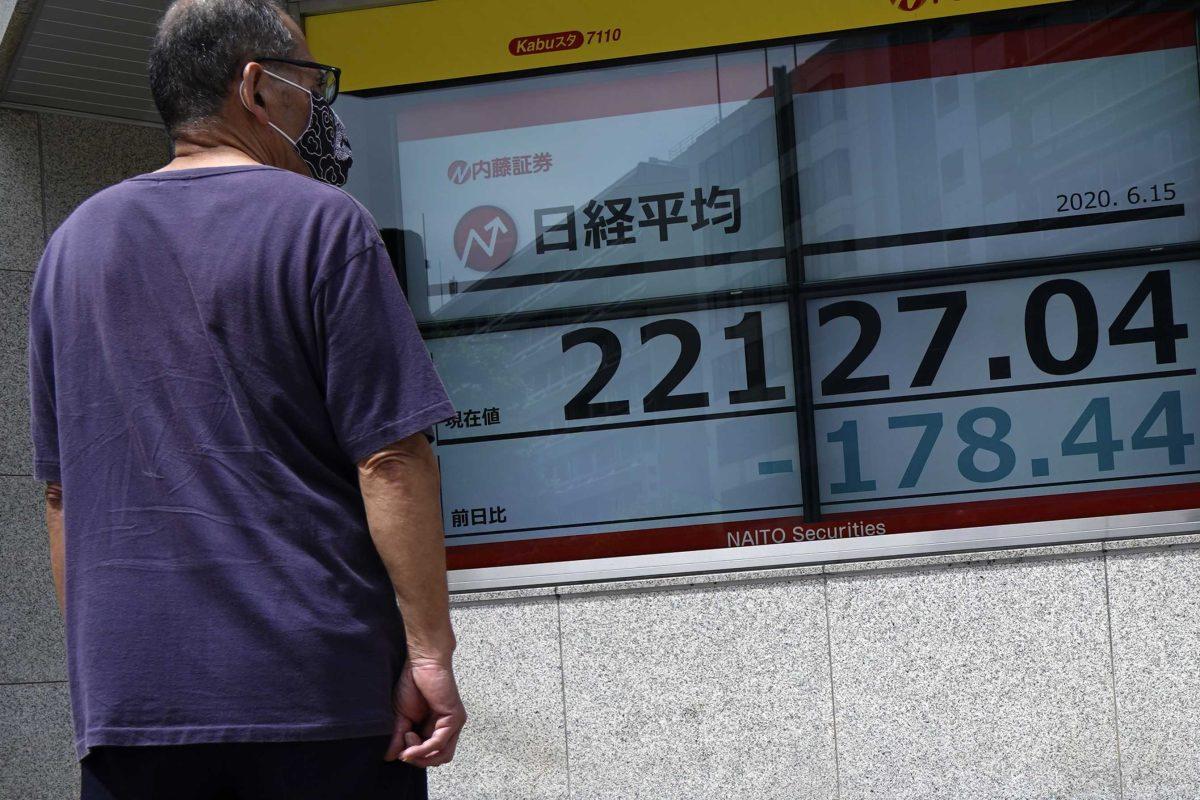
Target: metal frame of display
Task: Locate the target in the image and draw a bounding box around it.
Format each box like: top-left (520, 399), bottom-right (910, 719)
top-left (365, 0), bottom-right (1200, 590)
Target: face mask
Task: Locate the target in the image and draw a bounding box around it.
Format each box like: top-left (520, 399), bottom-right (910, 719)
top-left (242, 68), bottom-right (353, 186)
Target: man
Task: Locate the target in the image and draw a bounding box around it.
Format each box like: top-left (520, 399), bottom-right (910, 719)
top-left (26, 1), bottom-right (466, 797)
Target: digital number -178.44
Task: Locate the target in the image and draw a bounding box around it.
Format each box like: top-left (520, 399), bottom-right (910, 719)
top-left (827, 390), bottom-right (1194, 493)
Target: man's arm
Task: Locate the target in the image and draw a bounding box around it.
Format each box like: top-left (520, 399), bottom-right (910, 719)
top-left (45, 481), bottom-right (65, 615)
top-left (357, 431), bottom-right (466, 767)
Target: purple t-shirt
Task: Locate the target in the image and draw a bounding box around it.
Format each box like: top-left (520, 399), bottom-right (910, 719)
top-left (27, 164), bottom-right (455, 760)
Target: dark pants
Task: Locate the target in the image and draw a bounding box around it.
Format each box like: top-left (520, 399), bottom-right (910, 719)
top-left (80, 735), bottom-right (427, 800)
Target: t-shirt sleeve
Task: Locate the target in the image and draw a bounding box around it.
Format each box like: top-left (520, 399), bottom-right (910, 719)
top-left (28, 296), bottom-right (61, 482)
top-left (313, 240), bottom-right (455, 466)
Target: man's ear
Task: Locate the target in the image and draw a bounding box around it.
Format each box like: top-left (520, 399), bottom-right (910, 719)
top-left (238, 61), bottom-right (271, 126)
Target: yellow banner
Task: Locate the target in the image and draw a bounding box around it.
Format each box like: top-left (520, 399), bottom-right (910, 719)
top-left (307, 0), bottom-right (1071, 92)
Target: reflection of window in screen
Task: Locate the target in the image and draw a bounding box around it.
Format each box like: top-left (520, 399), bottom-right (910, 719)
top-left (935, 77), bottom-right (959, 117)
top-left (941, 149), bottom-right (965, 193)
top-left (799, 150), bottom-right (851, 210)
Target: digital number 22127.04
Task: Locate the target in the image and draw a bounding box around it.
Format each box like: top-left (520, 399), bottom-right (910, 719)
top-left (560, 311), bottom-right (785, 420)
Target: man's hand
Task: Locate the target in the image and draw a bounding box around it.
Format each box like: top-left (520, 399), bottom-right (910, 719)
top-left (386, 656), bottom-right (467, 766)
top-left (359, 432), bottom-right (465, 765)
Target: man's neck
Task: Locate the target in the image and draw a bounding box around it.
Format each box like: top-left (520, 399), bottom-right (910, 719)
top-left (156, 143), bottom-right (263, 173)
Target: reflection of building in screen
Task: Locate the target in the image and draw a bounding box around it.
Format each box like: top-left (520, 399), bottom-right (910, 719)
top-left (429, 60), bottom-right (784, 320)
top-left (794, 14), bottom-right (1199, 278)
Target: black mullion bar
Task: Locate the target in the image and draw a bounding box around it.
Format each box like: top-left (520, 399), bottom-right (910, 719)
top-left (797, 241), bottom-right (1200, 301)
top-left (822, 468), bottom-right (1200, 507)
top-left (803, 204), bottom-right (1185, 255)
top-left (446, 502), bottom-right (805, 540)
top-left (814, 368), bottom-right (1197, 411)
top-left (773, 64), bottom-right (823, 523)
top-left (427, 247), bottom-right (787, 295)
top-left (439, 405), bottom-right (797, 447)
top-left (416, 284), bottom-right (792, 339)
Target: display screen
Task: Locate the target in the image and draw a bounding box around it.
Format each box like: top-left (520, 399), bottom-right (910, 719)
top-left (339, 3), bottom-right (1200, 574)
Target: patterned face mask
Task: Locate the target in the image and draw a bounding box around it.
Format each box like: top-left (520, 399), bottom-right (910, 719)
top-left (245, 68), bottom-right (353, 186)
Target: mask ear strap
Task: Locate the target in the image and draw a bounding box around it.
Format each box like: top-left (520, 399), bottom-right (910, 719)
top-left (261, 68), bottom-right (316, 132)
top-left (238, 76), bottom-right (254, 115)
top-left (268, 121), bottom-right (300, 146)
top-left (261, 67), bottom-right (305, 93)
top-left (240, 74), bottom-right (303, 147)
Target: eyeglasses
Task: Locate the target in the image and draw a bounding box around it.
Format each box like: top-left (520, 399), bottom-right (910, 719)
top-left (253, 56), bottom-right (341, 104)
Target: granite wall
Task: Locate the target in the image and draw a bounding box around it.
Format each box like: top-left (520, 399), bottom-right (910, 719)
top-left (2, 105), bottom-right (1200, 799)
top-left (0, 106), bottom-right (169, 798)
top-left (425, 539), bottom-right (1200, 800)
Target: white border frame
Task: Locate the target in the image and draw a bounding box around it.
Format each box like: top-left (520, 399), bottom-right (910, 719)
top-left (448, 508), bottom-right (1200, 591)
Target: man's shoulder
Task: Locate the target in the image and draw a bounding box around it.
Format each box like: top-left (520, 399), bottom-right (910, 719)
top-left (204, 167), bottom-right (383, 250)
top-left (224, 166), bottom-right (369, 213)
top-left (70, 164), bottom-right (363, 206)
top-left (54, 165), bottom-right (380, 246)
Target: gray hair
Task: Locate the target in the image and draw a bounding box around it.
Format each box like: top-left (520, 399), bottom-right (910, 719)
top-left (148, 0), bottom-right (295, 135)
